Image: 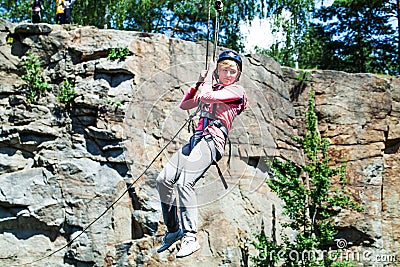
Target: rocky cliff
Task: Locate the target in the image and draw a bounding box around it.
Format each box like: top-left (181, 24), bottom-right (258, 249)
top-left (0, 19), bottom-right (398, 267)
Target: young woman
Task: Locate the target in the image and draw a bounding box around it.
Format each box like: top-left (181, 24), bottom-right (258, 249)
top-left (156, 50), bottom-right (247, 258)
top-left (64, 0), bottom-right (75, 24)
top-left (55, 0), bottom-right (65, 24)
top-left (31, 0), bottom-right (44, 23)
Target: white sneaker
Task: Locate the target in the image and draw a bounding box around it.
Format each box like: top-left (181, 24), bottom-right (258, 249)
top-left (157, 229), bottom-right (184, 253)
top-left (176, 234), bottom-right (200, 258)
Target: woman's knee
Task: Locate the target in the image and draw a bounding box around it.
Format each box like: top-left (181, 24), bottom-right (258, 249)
top-left (156, 171), bottom-right (167, 187)
top-left (156, 169), bottom-right (179, 189)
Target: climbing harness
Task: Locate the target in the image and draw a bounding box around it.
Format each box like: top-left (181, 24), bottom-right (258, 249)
top-left (185, 81), bottom-right (246, 190)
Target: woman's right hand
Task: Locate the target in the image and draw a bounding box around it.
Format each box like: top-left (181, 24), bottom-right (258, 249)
top-left (197, 70), bottom-right (208, 83)
top-left (196, 61), bottom-right (216, 89)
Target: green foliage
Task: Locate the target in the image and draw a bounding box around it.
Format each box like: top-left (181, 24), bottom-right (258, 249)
top-left (295, 70), bottom-right (311, 82)
top-left (311, 0), bottom-right (397, 75)
top-left (57, 80), bottom-right (75, 105)
top-left (0, 0), bottom-right (53, 23)
top-left (107, 45), bottom-right (131, 60)
top-left (1, 0), bottom-right (32, 22)
top-left (261, 0), bottom-right (316, 67)
top-left (259, 0), bottom-right (398, 75)
top-left (103, 97), bottom-right (122, 107)
top-left (252, 228), bottom-right (283, 266)
top-left (6, 35), bottom-right (13, 44)
top-left (21, 51), bottom-right (50, 103)
top-left (0, 0), bottom-right (264, 52)
top-left (252, 89), bottom-right (362, 267)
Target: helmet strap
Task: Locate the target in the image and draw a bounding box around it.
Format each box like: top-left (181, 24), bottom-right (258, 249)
top-left (213, 68), bottom-right (219, 83)
top-left (234, 71), bottom-right (241, 82)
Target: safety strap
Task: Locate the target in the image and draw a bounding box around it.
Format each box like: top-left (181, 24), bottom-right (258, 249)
top-left (193, 112), bottom-right (230, 189)
top-left (202, 117), bottom-right (231, 190)
top-left (204, 136), bottom-right (228, 189)
top-left (214, 161), bottom-right (228, 189)
top-left (200, 111), bottom-right (228, 135)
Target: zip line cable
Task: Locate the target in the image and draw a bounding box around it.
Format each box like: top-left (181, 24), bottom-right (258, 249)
top-left (213, 0), bottom-right (223, 61)
top-left (205, 0), bottom-right (212, 69)
top-left (18, 1), bottom-right (224, 265)
top-left (206, 0), bottom-right (223, 66)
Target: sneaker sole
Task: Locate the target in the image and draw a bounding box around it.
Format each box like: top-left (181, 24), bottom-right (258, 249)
top-left (176, 244), bottom-right (200, 258)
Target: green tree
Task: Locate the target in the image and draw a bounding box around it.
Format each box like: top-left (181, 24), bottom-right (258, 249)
top-left (261, 0), bottom-right (318, 67)
top-left (306, 0), bottom-right (397, 75)
top-left (72, 0), bottom-right (123, 29)
top-left (0, 0), bottom-right (52, 23)
top-left (252, 89), bottom-right (362, 267)
top-left (259, 0), bottom-right (398, 75)
top-left (1, 0), bottom-right (264, 52)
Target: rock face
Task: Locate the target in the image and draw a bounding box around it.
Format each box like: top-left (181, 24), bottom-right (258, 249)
top-left (0, 18), bottom-right (398, 266)
top-left (284, 69), bottom-right (400, 261)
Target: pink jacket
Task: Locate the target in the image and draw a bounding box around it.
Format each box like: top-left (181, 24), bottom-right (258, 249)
top-left (180, 82), bottom-right (247, 153)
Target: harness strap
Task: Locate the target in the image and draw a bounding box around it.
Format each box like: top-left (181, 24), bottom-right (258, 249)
top-left (211, 103), bottom-right (217, 118)
top-left (227, 136), bottom-right (231, 167)
top-left (214, 161), bottom-right (228, 189)
top-left (200, 110), bottom-right (228, 136)
top-left (200, 109), bottom-right (231, 189)
top-left (204, 136), bottom-right (228, 189)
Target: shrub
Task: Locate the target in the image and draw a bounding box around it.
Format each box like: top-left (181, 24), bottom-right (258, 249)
top-left (21, 51), bottom-right (50, 103)
top-left (57, 79), bottom-right (75, 105)
top-left (107, 45), bottom-right (131, 60)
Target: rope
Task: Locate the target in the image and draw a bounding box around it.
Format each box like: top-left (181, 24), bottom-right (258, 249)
top-left (205, 0), bottom-right (212, 69)
top-left (18, 106), bottom-right (201, 266)
top-left (206, 0), bottom-right (223, 66)
top-left (213, 0), bottom-right (223, 61)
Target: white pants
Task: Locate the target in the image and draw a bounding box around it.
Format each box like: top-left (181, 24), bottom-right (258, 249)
top-left (156, 137), bottom-right (217, 234)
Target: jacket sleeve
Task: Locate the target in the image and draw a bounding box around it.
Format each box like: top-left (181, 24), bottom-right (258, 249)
top-left (179, 85), bottom-right (200, 110)
top-left (198, 84), bottom-right (244, 104)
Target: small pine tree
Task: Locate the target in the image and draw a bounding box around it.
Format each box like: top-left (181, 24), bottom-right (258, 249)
top-left (252, 88), bottom-right (362, 267)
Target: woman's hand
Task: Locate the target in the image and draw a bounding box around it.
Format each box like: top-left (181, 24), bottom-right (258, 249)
top-left (204, 60), bottom-right (217, 83)
top-left (196, 61), bottom-right (216, 89)
top-left (197, 70), bottom-right (208, 83)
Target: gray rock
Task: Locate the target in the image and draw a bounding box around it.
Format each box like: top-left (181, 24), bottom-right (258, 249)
top-left (14, 23), bottom-right (52, 35)
top-left (0, 19), bottom-right (398, 266)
